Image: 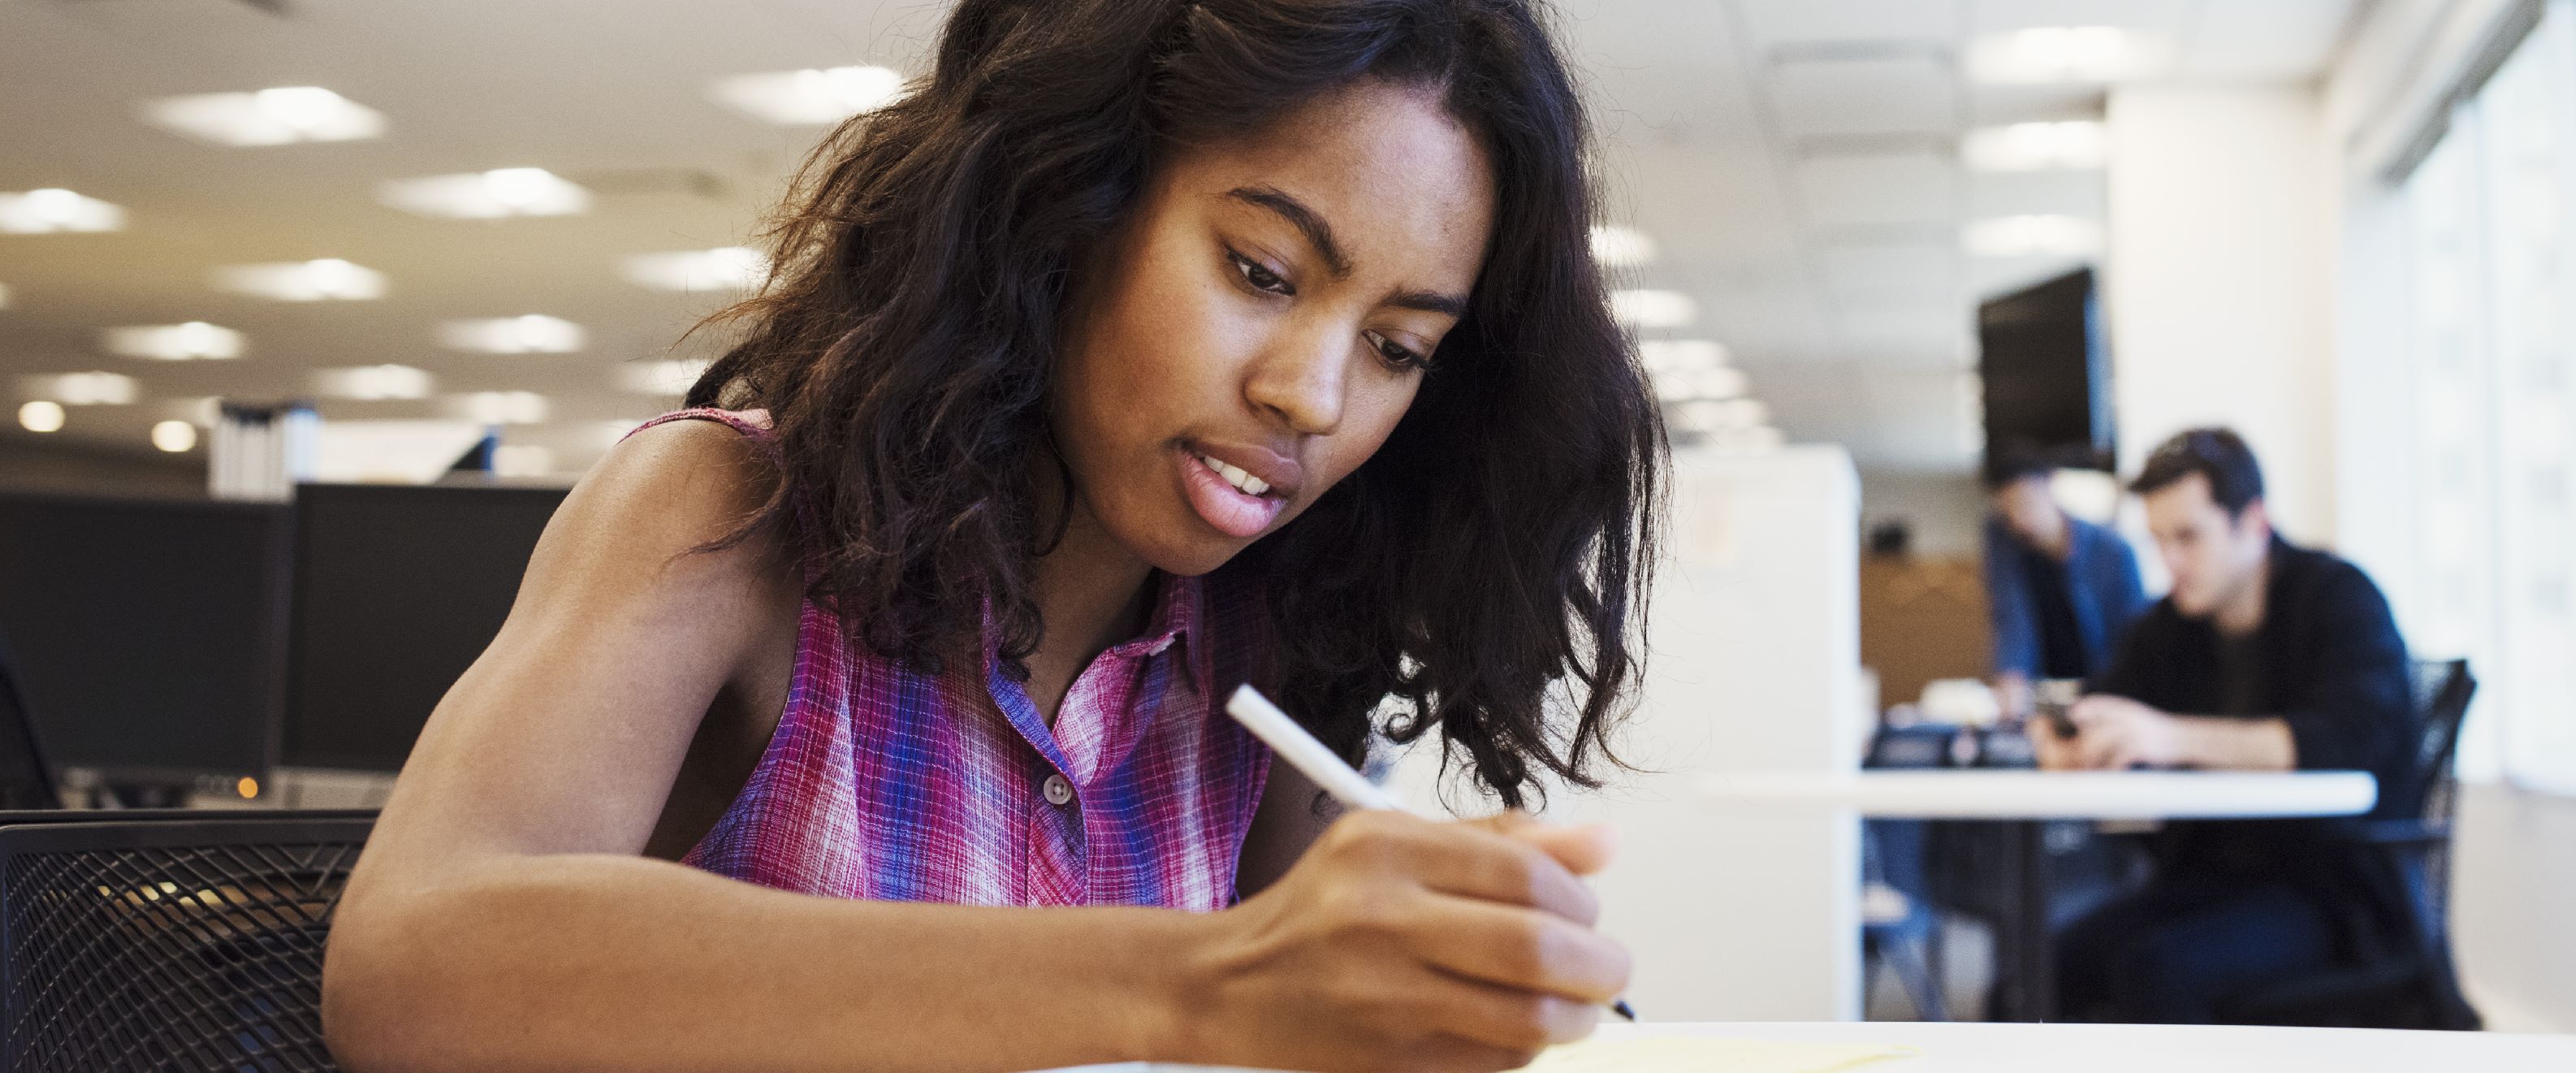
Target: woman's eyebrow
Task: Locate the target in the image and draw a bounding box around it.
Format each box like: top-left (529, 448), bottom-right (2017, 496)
top-left (1226, 185), bottom-right (1351, 278)
top-left (1226, 185), bottom-right (1471, 318)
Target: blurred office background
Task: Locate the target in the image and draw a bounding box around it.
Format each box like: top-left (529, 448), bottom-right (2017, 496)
top-left (3, 0), bottom-right (2574, 1037)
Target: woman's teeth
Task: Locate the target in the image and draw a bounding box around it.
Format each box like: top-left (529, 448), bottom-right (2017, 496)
top-left (1195, 452), bottom-right (1270, 496)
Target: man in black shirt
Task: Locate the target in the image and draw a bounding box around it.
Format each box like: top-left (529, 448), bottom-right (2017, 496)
top-left (2037, 428), bottom-right (2418, 1023)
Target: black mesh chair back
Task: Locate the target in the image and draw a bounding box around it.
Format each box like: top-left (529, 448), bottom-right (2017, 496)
top-left (0, 813), bottom-right (374, 1071)
top-left (2219, 659), bottom-right (2479, 1028)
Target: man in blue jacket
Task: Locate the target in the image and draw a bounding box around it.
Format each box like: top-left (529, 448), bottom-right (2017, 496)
top-left (2042, 428), bottom-right (2422, 1023)
top-left (1982, 447), bottom-right (2150, 714)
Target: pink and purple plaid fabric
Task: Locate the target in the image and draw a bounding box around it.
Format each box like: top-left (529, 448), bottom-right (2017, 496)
top-left (633, 409), bottom-right (1274, 910)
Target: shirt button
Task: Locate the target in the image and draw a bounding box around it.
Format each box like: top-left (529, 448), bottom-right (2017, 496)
top-left (1042, 773), bottom-right (1074, 807)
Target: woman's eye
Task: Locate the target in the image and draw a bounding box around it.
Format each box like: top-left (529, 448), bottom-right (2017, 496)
top-left (1364, 331), bottom-right (1428, 371)
top-left (1229, 250), bottom-right (1293, 296)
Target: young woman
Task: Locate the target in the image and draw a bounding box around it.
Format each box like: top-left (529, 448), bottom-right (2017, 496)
top-left (322, 0), bottom-right (1662, 1069)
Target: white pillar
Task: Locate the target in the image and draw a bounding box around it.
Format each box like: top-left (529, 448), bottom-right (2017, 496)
top-left (2104, 86), bottom-right (2336, 544)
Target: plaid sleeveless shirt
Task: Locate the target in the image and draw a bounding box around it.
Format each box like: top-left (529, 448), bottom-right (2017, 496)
top-left (633, 409), bottom-right (1275, 909)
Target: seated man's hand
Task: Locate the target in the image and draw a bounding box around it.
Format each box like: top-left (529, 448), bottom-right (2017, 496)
top-left (2056, 694), bottom-right (2185, 770)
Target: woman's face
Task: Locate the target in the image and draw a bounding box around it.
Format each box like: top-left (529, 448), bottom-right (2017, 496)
top-left (1051, 80), bottom-right (1496, 577)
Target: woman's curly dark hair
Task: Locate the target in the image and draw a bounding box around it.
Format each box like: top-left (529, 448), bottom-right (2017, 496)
top-left (688, 0), bottom-right (1663, 808)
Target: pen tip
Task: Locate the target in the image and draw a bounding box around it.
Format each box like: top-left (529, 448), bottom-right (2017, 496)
top-left (1610, 999), bottom-right (1637, 1022)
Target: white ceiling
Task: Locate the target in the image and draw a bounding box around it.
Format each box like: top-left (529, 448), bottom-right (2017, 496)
top-left (0, 0), bottom-right (2361, 476)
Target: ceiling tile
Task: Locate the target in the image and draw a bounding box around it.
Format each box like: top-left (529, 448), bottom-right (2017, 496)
top-left (1796, 152), bottom-right (1958, 228)
top-left (1768, 55), bottom-right (1960, 137)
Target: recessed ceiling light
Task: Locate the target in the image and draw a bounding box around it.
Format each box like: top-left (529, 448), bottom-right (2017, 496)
top-left (29, 371), bottom-right (140, 405)
top-left (1589, 225), bottom-right (1658, 267)
top-left (0, 188), bottom-right (125, 233)
top-left (439, 314), bottom-right (585, 354)
top-left (18, 400), bottom-right (65, 433)
top-left (1963, 214), bottom-right (2102, 257)
top-left (214, 258), bottom-right (387, 301)
top-left (1967, 27), bottom-right (2161, 84)
top-left (151, 420), bottom-right (199, 452)
top-left (1962, 122), bottom-right (2108, 171)
top-left (140, 86), bottom-right (386, 146)
top-left (380, 167), bottom-right (590, 219)
top-left (616, 357), bottom-right (713, 394)
top-left (315, 364), bottom-right (434, 400)
top-left (620, 247), bottom-right (769, 292)
top-left (448, 391), bottom-right (550, 425)
top-left (103, 322), bottom-right (244, 361)
top-left (711, 65), bottom-right (907, 125)
top-left (1610, 289), bottom-right (1698, 329)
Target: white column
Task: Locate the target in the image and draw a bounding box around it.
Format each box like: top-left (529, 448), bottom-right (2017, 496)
top-left (2104, 86), bottom-right (2336, 543)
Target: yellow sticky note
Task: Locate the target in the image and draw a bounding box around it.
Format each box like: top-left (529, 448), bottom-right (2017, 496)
top-left (1515, 1036), bottom-right (1918, 1073)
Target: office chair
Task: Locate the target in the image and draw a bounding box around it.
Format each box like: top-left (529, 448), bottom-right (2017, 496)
top-left (0, 640), bottom-right (61, 811)
top-left (1861, 820), bottom-right (1949, 1020)
top-left (0, 812), bottom-right (374, 1071)
top-left (2217, 658), bottom-right (2482, 1030)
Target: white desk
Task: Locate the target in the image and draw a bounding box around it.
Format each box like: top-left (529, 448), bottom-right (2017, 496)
top-left (1699, 770), bottom-right (2379, 820)
top-left (1696, 770), bottom-right (2382, 1021)
top-left (1037, 1020), bottom-right (2576, 1072)
top-left (1593, 1020), bottom-right (2576, 1071)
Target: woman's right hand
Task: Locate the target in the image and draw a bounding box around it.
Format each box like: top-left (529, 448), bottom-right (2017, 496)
top-left (1167, 810), bottom-right (1631, 1073)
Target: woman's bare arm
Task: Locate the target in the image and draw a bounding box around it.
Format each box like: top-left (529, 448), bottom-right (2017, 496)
top-left (324, 421), bottom-right (1629, 1073)
top-left (325, 424), bottom-right (1201, 1071)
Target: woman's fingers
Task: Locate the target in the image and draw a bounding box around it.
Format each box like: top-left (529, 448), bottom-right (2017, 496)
top-left (1407, 966), bottom-right (1603, 1054)
top-left (1404, 893), bottom-right (1632, 1004)
top-left (1345, 812), bottom-right (1601, 925)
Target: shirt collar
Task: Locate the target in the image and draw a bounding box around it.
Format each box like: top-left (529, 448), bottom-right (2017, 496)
top-left (1139, 569), bottom-right (1207, 694)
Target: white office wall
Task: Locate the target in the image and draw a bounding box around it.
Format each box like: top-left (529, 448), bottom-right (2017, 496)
top-left (1386, 444), bottom-right (1866, 1022)
top-left (2103, 86), bottom-right (2339, 546)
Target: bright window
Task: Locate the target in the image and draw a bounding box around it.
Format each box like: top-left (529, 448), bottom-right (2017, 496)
top-left (2401, 1), bottom-right (2576, 794)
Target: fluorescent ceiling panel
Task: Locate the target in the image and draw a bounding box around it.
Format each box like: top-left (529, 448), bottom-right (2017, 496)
top-left (447, 391), bottom-right (551, 425)
top-left (0, 189), bottom-right (125, 233)
top-left (1588, 225), bottom-right (1658, 267)
top-left (24, 371), bottom-right (140, 405)
top-left (380, 168), bottom-right (590, 219)
top-left (103, 322), bottom-right (243, 360)
top-left (213, 258), bottom-right (387, 301)
top-left (1610, 289), bottom-right (1699, 329)
top-left (439, 314), bottom-right (586, 354)
top-left (1962, 214), bottom-right (2101, 257)
top-left (616, 358), bottom-right (712, 395)
top-left (1961, 121), bottom-right (2108, 171)
top-left (140, 86), bottom-right (385, 146)
top-left (315, 364), bottom-right (434, 400)
top-left (620, 247), bottom-right (768, 292)
top-left (1965, 27), bottom-right (2176, 84)
top-left (711, 65), bottom-right (907, 125)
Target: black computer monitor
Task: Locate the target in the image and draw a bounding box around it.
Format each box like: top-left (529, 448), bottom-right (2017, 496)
top-left (1979, 266), bottom-right (2114, 474)
top-left (284, 483), bottom-right (566, 772)
top-left (0, 492), bottom-right (292, 789)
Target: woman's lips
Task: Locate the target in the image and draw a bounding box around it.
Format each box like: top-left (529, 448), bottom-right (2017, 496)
top-left (1179, 448), bottom-right (1287, 539)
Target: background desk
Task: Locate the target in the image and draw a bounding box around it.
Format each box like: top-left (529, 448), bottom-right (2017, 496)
top-left (1700, 771), bottom-right (2379, 1020)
